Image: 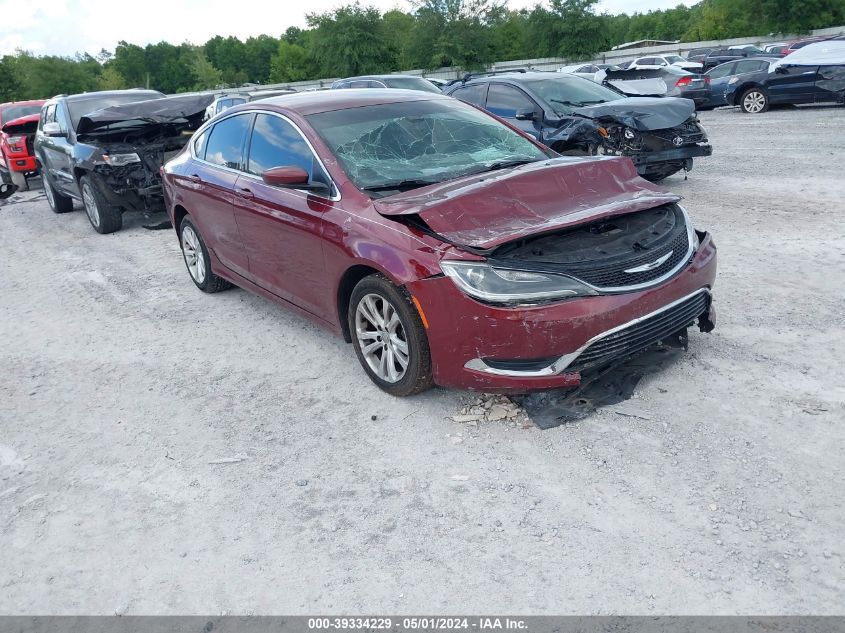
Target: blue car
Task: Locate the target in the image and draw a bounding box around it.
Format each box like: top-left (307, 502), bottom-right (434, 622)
top-left (445, 71), bottom-right (712, 181)
top-left (702, 58), bottom-right (775, 108)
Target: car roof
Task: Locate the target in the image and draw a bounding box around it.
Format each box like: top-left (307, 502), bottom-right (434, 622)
top-left (460, 71), bottom-right (556, 86)
top-left (60, 89), bottom-right (164, 103)
top-left (338, 75), bottom-right (427, 81)
top-left (233, 88), bottom-right (451, 116)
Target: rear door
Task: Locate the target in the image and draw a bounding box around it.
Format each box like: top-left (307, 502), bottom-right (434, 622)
top-left (184, 113), bottom-right (252, 277)
top-left (484, 83), bottom-right (543, 140)
top-left (815, 64), bottom-right (845, 103)
top-left (766, 65), bottom-right (819, 103)
top-left (232, 112), bottom-right (333, 318)
top-left (37, 102), bottom-right (77, 196)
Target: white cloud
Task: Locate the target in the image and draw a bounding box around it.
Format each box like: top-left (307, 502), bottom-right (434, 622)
top-left (0, 0), bottom-right (693, 57)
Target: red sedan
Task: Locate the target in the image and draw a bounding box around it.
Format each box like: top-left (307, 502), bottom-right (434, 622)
top-left (162, 90), bottom-right (716, 396)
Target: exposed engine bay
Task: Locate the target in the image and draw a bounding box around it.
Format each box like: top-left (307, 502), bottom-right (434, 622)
top-left (544, 97), bottom-right (713, 181)
top-left (74, 94), bottom-right (213, 215)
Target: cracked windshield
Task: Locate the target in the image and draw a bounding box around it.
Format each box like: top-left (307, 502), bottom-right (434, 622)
top-left (308, 100), bottom-right (549, 196)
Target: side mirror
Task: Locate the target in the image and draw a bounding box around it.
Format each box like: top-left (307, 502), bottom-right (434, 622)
top-left (775, 65), bottom-right (789, 74)
top-left (42, 122), bottom-right (63, 137)
top-left (515, 108), bottom-right (537, 121)
top-left (262, 166), bottom-right (330, 193)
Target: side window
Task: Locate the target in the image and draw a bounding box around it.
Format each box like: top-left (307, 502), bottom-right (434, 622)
top-left (450, 84), bottom-right (487, 107)
top-left (55, 103), bottom-right (71, 133)
top-left (734, 60), bottom-right (758, 74)
top-left (41, 104), bottom-right (56, 127)
top-left (486, 84), bottom-right (535, 118)
top-left (204, 114), bottom-right (252, 170)
top-left (193, 129), bottom-right (209, 159)
top-left (638, 58), bottom-right (653, 65)
top-left (709, 63), bottom-right (736, 79)
top-left (246, 114), bottom-right (318, 182)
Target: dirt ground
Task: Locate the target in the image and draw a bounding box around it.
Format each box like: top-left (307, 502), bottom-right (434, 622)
top-left (1, 105), bottom-right (844, 615)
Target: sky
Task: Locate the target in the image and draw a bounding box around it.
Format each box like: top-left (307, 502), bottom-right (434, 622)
top-left (0, 0), bottom-right (693, 57)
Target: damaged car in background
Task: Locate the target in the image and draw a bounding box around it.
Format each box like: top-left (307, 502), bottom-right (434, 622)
top-left (445, 71), bottom-right (712, 181)
top-left (162, 90), bottom-right (716, 396)
top-left (34, 90), bottom-right (213, 233)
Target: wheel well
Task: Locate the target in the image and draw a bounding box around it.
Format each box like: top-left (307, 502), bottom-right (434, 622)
top-left (337, 265), bottom-right (381, 343)
top-left (172, 205), bottom-right (188, 235)
top-left (734, 83), bottom-right (764, 104)
top-left (73, 167), bottom-right (87, 185)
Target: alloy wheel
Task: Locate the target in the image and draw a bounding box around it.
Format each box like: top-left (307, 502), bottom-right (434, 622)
top-left (44, 179), bottom-right (56, 210)
top-left (81, 183), bottom-right (101, 228)
top-left (181, 225), bottom-right (206, 284)
top-left (743, 91), bottom-right (766, 113)
top-left (355, 293), bottom-right (409, 383)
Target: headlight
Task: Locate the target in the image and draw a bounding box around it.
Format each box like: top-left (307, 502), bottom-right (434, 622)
top-left (623, 128), bottom-right (637, 140)
top-left (440, 260), bottom-right (596, 305)
top-left (102, 153), bottom-right (141, 166)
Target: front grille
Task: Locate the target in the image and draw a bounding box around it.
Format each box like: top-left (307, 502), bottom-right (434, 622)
top-left (564, 228), bottom-right (690, 289)
top-left (651, 120), bottom-right (706, 146)
top-left (568, 291), bottom-right (709, 373)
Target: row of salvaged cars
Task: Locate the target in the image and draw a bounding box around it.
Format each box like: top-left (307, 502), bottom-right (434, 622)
top-left (554, 36), bottom-right (845, 113)
top-left (3, 39), bottom-right (838, 396)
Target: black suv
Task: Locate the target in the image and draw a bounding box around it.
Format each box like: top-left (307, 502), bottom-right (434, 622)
top-left (35, 90), bottom-right (211, 233)
top-left (445, 71), bottom-right (712, 181)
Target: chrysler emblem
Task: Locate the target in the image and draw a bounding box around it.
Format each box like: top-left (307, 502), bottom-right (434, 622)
top-left (624, 251), bottom-right (673, 273)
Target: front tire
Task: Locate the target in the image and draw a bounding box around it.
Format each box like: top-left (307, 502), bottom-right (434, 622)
top-left (43, 173), bottom-right (74, 214)
top-left (348, 274), bottom-right (433, 397)
top-left (179, 216), bottom-right (232, 293)
top-left (80, 175), bottom-right (122, 233)
top-left (740, 88), bottom-right (769, 114)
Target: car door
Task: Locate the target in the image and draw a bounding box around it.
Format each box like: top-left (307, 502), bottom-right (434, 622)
top-left (185, 113), bottom-right (251, 277)
top-left (232, 112), bottom-right (334, 318)
top-left (485, 83), bottom-right (543, 140)
top-left (37, 102), bottom-right (77, 196)
top-left (766, 65), bottom-right (819, 104)
top-left (815, 64), bottom-right (845, 103)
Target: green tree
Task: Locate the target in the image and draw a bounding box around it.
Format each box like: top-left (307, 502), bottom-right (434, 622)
top-left (192, 51), bottom-right (224, 90)
top-left (97, 66), bottom-right (127, 90)
top-left (268, 40), bottom-right (314, 82)
top-left (306, 3), bottom-right (395, 76)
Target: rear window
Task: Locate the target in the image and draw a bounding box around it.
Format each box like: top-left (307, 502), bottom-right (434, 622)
top-left (67, 92), bottom-right (164, 130)
top-left (383, 77), bottom-right (442, 94)
top-left (0, 104), bottom-right (42, 124)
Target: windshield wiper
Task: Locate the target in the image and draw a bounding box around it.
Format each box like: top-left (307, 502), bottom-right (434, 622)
top-left (361, 179), bottom-right (440, 193)
top-left (474, 158), bottom-right (539, 174)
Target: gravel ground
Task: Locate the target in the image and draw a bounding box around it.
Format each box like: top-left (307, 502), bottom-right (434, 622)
top-left (1, 105), bottom-right (844, 615)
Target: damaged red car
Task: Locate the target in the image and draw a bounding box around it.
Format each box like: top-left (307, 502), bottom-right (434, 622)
top-left (162, 90), bottom-right (716, 396)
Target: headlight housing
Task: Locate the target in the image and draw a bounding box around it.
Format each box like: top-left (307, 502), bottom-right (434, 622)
top-left (101, 153), bottom-right (141, 166)
top-left (440, 260), bottom-right (597, 305)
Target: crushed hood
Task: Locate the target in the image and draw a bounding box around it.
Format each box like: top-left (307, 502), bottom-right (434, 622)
top-left (374, 156), bottom-right (680, 251)
top-left (598, 68), bottom-right (670, 100)
top-left (76, 94), bottom-right (214, 136)
top-left (1, 113), bottom-right (39, 136)
top-left (571, 96), bottom-right (696, 131)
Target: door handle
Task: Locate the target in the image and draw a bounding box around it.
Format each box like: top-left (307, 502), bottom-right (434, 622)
top-left (187, 174), bottom-right (202, 184)
top-left (236, 186), bottom-right (254, 200)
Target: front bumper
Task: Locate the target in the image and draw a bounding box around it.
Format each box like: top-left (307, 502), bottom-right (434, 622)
top-left (628, 144), bottom-right (713, 166)
top-left (408, 231), bottom-right (717, 393)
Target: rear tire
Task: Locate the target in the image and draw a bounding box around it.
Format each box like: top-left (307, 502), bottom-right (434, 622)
top-left (10, 170), bottom-right (28, 191)
top-left (43, 173), bottom-right (74, 214)
top-left (740, 88), bottom-right (769, 114)
top-left (348, 274), bottom-right (434, 397)
top-left (81, 175), bottom-right (122, 234)
top-left (179, 215), bottom-right (232, 293)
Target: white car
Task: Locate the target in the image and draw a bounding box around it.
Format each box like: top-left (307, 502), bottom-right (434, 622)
top-left (629, 55), bottom-right (703, 72)
top-left (557, 63), bottom-right (619, 82)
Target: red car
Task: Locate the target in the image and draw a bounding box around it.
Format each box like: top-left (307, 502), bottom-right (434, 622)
top-left (0, 100), bottom-right (45, 191)
top-left (783, 36), bottom-right (834, 56)
top-left (162, 90), bottom-right (717, 396)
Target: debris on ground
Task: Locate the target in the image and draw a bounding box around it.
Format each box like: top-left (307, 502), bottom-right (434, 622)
top-left (208, 456), bottom-right (248, 465)
top-left (450, 394), bottom-right (531, 427)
